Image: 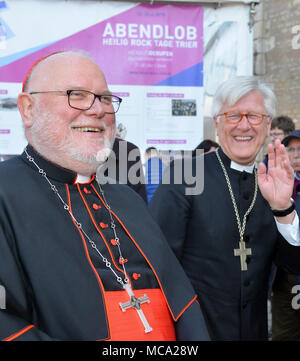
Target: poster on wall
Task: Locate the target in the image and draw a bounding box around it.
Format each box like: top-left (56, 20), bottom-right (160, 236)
top-left (0, 0), bottom-right (253, 157)
top-left (0, 0), bottom-right (203, 155)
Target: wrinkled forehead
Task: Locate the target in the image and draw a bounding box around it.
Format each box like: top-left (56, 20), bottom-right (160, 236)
top-left (27, 53), bottom-right (108, 92)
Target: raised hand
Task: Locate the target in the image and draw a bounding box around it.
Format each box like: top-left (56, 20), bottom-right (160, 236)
top-left (257, 139), bottom-right (294, 211)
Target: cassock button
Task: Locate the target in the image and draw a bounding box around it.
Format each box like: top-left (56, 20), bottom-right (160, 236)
top-left (242, 172), bottom-right (248, 181)
top-left (119, 257), bottom-right (128, 265)
top-left (110, 239), bottom-right (117, 246)
top-left (243, 192), bottom-right (250, 200)
top-left (100, 222), bottom-right (108, 229)
top-left (83, 187), bottom-right (91, 194)
top-left (93, 203), bottom-right (101, 210)
top-left (244, 280), bottom-right (251, 287)
top-left (133, 273), bottom-right (141, 280)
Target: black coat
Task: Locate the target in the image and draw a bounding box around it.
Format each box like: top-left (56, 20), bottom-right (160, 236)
top-left (107, 137), bottom-right (148, 203)
top-left (0, 145), bottom-right (209, 341)
top-left (150, 148), bottom-right (300, 340)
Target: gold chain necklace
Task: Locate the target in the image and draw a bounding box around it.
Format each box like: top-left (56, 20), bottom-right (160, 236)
top-left (215, 148), bottom-right (258, 271)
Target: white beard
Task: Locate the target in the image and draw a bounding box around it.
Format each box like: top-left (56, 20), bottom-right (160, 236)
top-left (29, 105), bottom-right (115, 167)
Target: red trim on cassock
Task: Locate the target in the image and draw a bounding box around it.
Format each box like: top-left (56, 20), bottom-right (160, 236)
top-left (103, 288), bottom-right (176, 341)
top-left (3, 325), bottom-right (35, 341)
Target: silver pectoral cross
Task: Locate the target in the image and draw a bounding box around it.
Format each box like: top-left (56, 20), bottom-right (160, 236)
top-left (234, 241), bottom-right (252, 271)
top-left (119, 283), bottom-right (153, 333)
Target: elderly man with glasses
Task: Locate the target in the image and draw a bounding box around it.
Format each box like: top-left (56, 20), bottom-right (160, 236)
top-left (0, 51), bottom-right (210, 341)
top-left (150, 76), bottom-right (300, 341)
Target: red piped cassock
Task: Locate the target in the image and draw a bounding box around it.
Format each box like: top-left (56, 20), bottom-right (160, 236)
top-left (0, 145), bottom-right (209, 341)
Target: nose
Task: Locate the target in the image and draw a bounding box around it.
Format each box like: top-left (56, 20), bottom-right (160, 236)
top-left (237, 114), bottom-right (251, 129)
top-left (86, 96), bottom-right (106, 117)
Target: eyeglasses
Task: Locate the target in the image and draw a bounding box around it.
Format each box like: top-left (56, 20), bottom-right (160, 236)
top-left (270, 132), bottom-right (285, 138)
top-left (287, 146), bottom-right (300, 155)
top-left (29, 90), bottom-right (122, 114)
top-left (215, 112), bottom-right (271, 126)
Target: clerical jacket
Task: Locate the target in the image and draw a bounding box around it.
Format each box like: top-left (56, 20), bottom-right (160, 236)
top-left (149, 148), bottom-right (300, 341)
top-left (109, 137), bottom-right (148, 203)
top-left (0, 145), bottom-right (209, 341)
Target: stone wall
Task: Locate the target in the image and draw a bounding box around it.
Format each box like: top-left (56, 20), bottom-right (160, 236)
top-left (254, 0), bottom-right (300, 127)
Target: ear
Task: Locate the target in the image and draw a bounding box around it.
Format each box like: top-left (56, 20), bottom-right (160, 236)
top-left (267, 117), bottom-right (272, 135)
top-left (213, 116), bottom-right (219, 136)
top-left (17, 93), bottom-right (34, 128)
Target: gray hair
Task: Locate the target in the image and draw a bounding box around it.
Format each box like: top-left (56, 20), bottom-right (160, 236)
top-left (211, 76), bottom-right (276, 119)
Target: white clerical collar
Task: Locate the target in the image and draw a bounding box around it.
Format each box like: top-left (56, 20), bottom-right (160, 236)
top-left (230, 161), bottom-right (255, 174)
top-left (75, 174), bottom-right (92, 184)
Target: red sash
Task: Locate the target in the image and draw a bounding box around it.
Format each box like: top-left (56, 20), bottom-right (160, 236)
top-left (103, 288), bottom-right (176, 341)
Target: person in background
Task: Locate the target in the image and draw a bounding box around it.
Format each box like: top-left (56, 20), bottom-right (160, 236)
top-left (192, 139), bottom-right (219, 157)
top-left (144, 147), bottom-right (166, 204)
top-left (150, 76), bottom-right (300, 340)
top-left (264, 115), bottom-right (295, 167)
top-left (109, 137), bottom-right (148, 203)
top-left (271, 130), bottom-right (300, 341)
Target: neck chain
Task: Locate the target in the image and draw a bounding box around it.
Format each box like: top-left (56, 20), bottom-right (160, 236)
top-left (24, 147), bottom-right (129, 288)
top-left (25, 147), bottom-right (154, 333)
top-left (215, 148), bottom-right (258, 258)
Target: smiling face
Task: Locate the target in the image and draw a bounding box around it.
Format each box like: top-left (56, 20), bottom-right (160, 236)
top-left (18, 52), bottom-right (116, 175)
top-left (214, 91), bottom-right (271, 165)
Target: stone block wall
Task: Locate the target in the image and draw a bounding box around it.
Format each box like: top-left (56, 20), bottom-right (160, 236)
top-left (254, 0), bottom-right (300, 126)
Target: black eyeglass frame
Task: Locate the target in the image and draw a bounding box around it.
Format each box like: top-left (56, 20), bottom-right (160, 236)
top-left (29, 90), bottom-right (123, 114)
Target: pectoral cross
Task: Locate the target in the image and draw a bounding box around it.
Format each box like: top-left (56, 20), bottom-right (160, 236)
top-left (234, 241), bottom-right (252, 271)
top-left (119, 283), bottom-right (153, 333)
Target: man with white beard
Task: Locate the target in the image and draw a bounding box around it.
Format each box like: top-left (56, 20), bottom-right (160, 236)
top-left (0, 51), bottom-right (209, 341)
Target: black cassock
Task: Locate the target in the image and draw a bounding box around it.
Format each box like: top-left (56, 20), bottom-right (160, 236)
top-left (150, 148), bottom-right (300, 341)
top-left (0, 145), bottom-right (209, 341)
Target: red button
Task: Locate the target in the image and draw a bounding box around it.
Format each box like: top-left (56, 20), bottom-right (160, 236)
top-left (132, 273), bottom-right (141, 280)
top-left (119, 257), bottom-right (128, 265)
top-left (110, 239), bottom-right (117, 246)
top-left (99, 222), bottom-right (108, 229)
top-left (83, 187), bottom-right (91, 194)
top-left (93, 203), bottom-right (101, 210)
